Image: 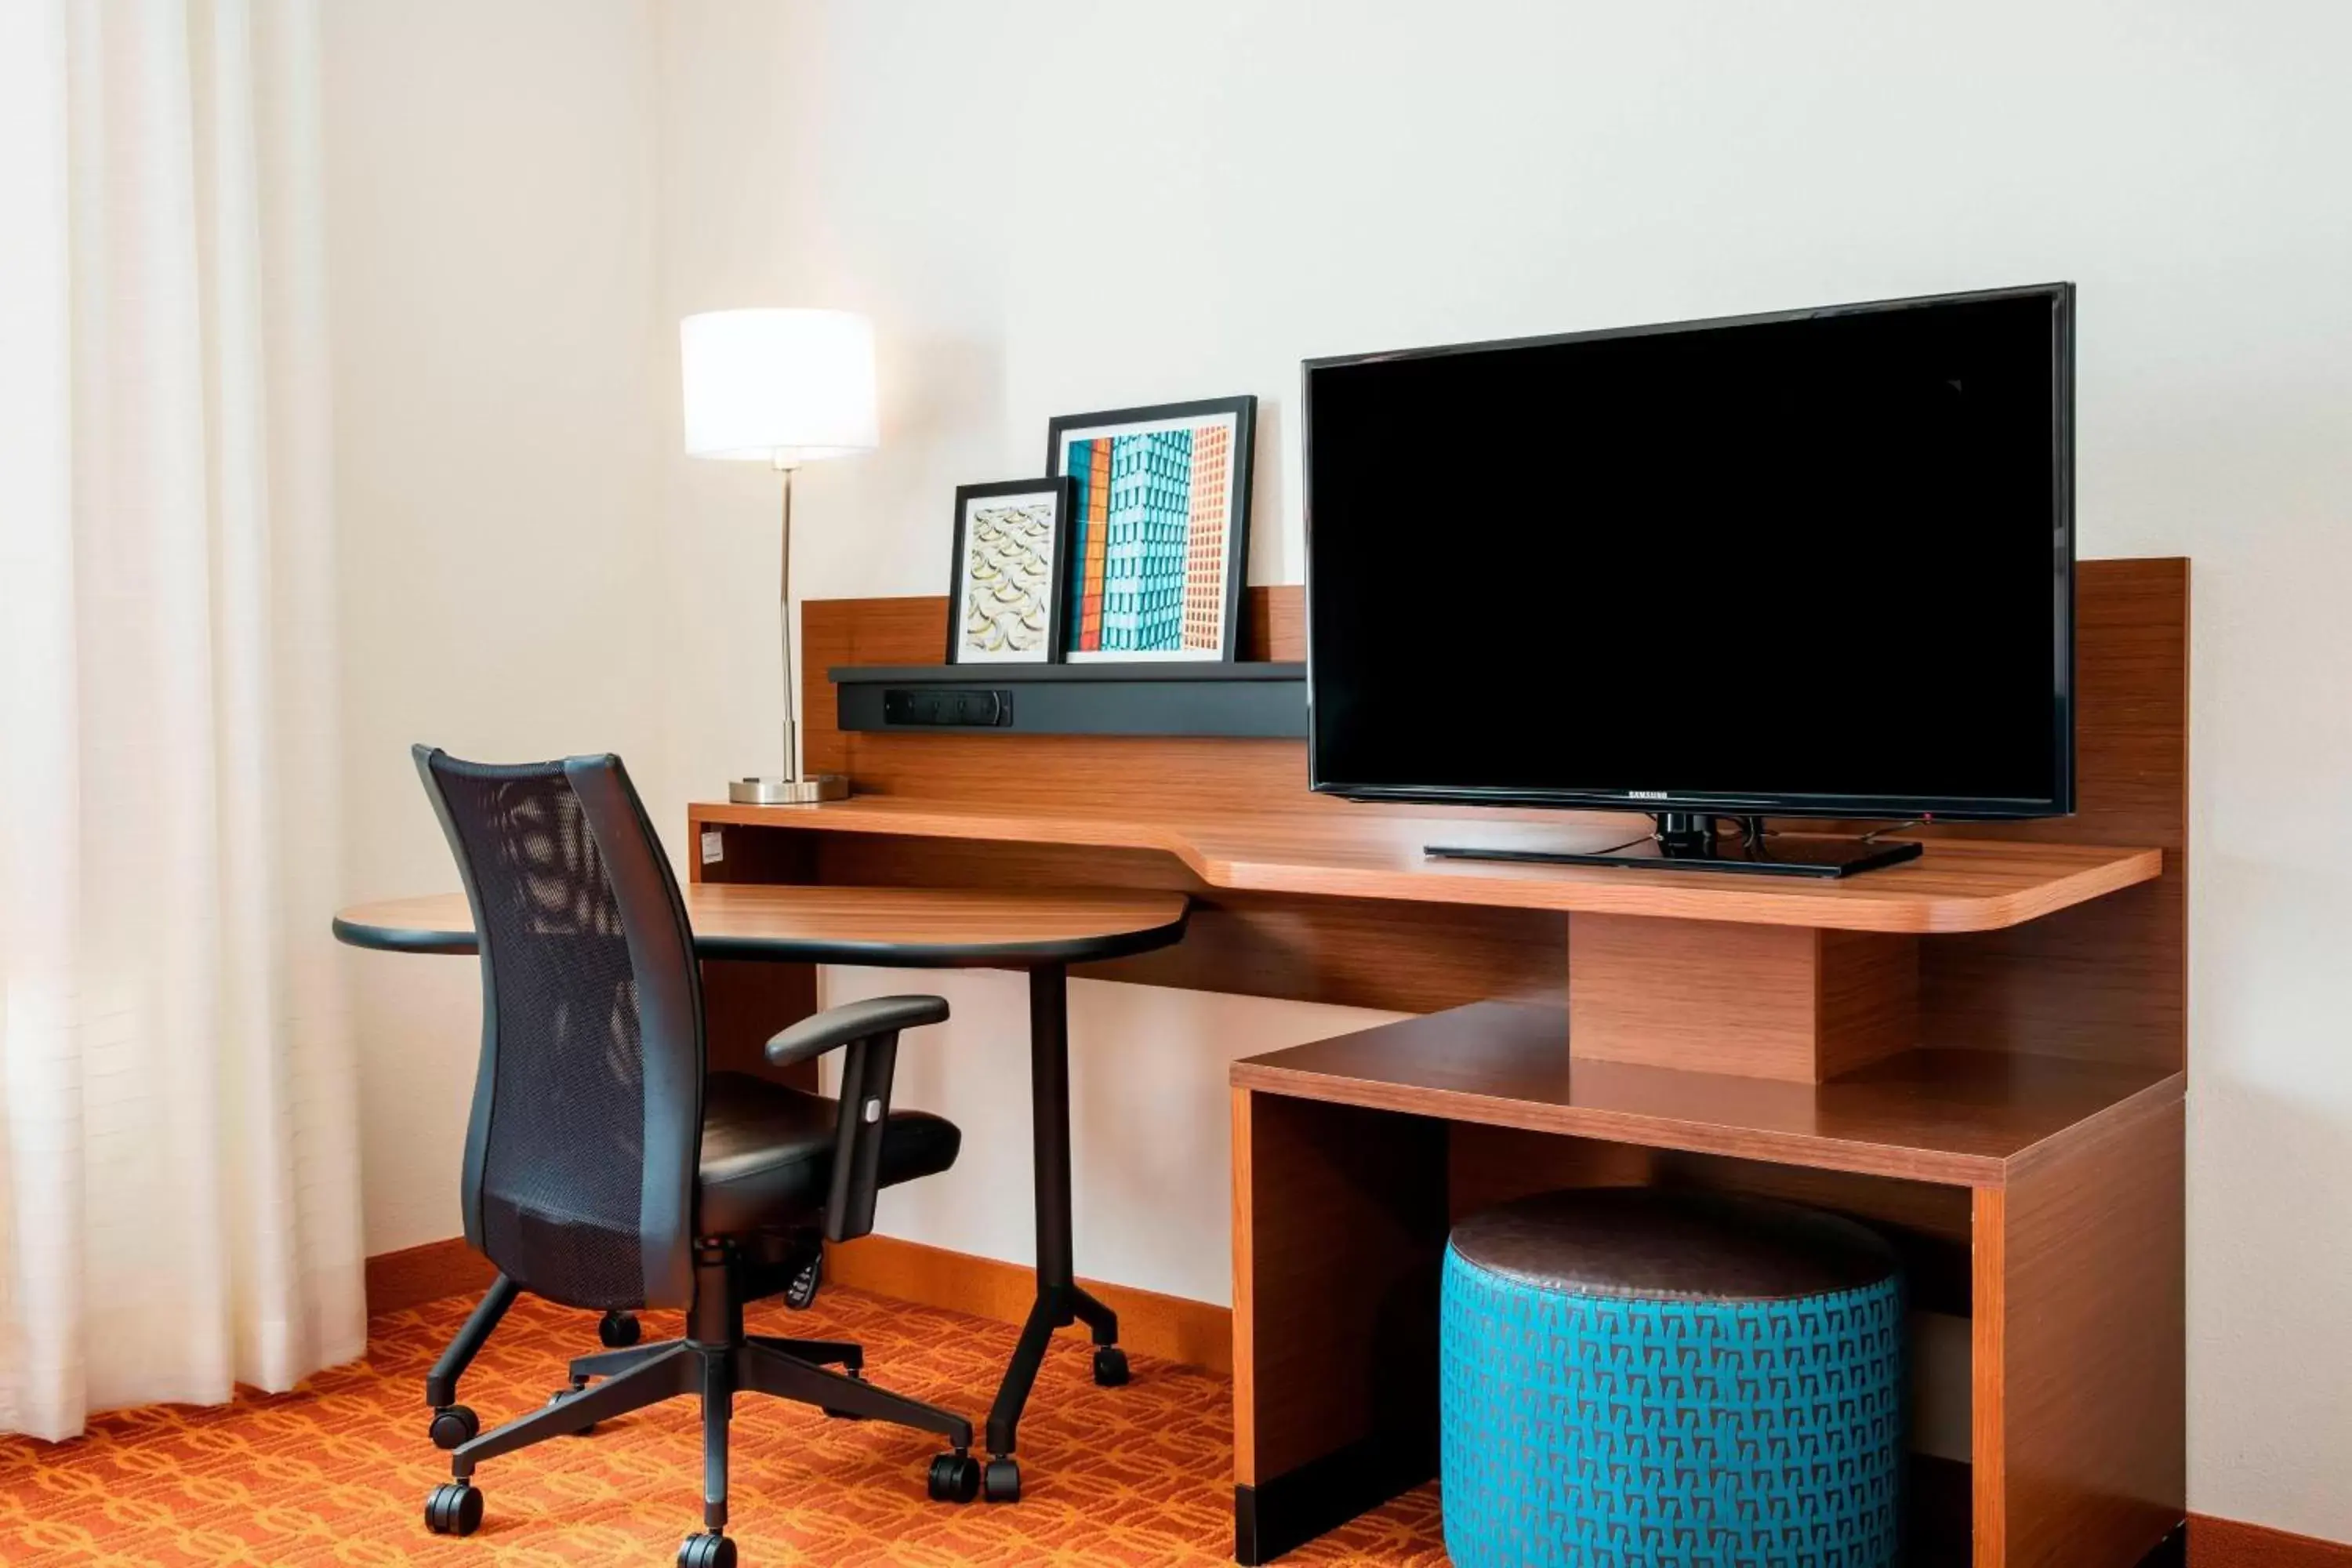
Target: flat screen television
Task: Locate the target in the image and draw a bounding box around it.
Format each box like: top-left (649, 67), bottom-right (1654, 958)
top-left (1303, 283), bottom-right (2074, 877)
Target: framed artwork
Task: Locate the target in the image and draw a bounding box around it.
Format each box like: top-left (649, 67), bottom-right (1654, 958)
top-left (1046, 394), bottom-right (1256, 662)
top-left (946, 477), bottom-right (1073, 664)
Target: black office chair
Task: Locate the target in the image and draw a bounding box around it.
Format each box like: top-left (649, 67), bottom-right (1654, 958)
top-left (407, 746), bottom-right (984, 1568)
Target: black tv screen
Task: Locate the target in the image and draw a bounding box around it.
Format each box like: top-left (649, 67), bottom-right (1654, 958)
top-left (1304, 285), bottom-right (2074, 821)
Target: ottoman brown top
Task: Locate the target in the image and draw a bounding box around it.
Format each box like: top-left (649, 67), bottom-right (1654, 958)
top-left (1449, 1187), bottom-right (1901, 1304)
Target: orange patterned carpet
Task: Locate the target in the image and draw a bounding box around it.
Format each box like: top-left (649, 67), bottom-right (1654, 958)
top-left (0, 1287), bottom-right (1447, 1566)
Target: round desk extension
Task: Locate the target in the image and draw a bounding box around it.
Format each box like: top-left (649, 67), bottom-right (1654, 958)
top-left (333, 880), bottom-right (1192, 1503)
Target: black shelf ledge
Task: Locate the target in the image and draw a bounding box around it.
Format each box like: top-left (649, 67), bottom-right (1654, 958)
top-left (829, 662), bottom-right (1305, 739)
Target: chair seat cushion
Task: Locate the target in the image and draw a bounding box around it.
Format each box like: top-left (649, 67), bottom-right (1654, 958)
top-left (696, 1071), bottom-right (960, 1237)
top-left (1448, 1186), bottom-right (1900, 1301)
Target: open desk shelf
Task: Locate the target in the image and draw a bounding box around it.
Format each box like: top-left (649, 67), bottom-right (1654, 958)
top-left (1230, 1000), bottom-right (2183, 1189)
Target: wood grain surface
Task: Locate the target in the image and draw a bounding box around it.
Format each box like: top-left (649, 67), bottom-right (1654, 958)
top-left (772, 560), bottom-right (2190, 1567)
top-left (825, 1232), bottom-right (1232, 1374)
top-left (1975, 1094), bottom-right (2186, 1566)
top-left (332, 883), bottom-right (1189, 959)
top-left (795, 829), bottom-right (1567, 1014)
top-left (1915, 557), bottom-right (2189, 1070)
top-left (775, 568), bottom-right (2174, 940)
top-left (364, 1236), bottom-right (496, 1318)
top-left (2190, 1517), bottom-right (2352, 1566)
top-left (1229, 1001), bottom-right (2183, 1189)
top-left (691, 796), bottom-right (2158, 936)
top-left (1230, 1087), bottom-right (1445, 1486)
top-left (1567, 915), bottom-right (1918, 1081)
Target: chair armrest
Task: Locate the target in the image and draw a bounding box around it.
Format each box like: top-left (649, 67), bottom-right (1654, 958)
top-left (764, 995), bottom-right (949, 1072)
top-left (761, 994), bottom-right (949, 1243)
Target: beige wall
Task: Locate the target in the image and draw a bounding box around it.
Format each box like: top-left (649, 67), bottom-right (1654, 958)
top-left (325, 0), bottom-right (666, 1254)
top-left (651, 0), bottom-right (2352, 1539)
top-left (325, 0), bottom-right (2352, 1542)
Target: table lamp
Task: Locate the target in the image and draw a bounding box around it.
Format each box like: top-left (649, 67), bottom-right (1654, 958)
top-left (681, 307), bottom-right (877, 804)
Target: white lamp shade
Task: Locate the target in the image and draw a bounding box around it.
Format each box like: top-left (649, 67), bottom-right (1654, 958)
top-left (680, 308), bottom-right (880, 462)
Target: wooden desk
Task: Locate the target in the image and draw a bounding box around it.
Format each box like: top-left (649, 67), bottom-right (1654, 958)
top-left (691, 794), bottom-right (2158, 933)
top-left (333, 880), bottom-right (1189, 1494)
top-left (680, 557), bottom-right (2186, 1567)
top-left (333, 884), bottom-right (1189, 965)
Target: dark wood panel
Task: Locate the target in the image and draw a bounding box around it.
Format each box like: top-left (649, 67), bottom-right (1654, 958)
top-left (1924, 874), bottom-right (2183, 1069)
top-left (1915, 1455), bottom-right (1978, 1568)
top-left (694, 810), bottom-right (819, 1088)
top-left (695, 818), bottom-right (816, 886)
top-left (825, 1232), bottom-right (1232, 1374)
top-left (1907, 558), bottom-right (2187, 1072)
top-left (700, 958), bottom-right (818, 1085)
top-left (1232, 1088), bottom-right (1446, 1486)
top-left (1244, 585), bottom-right (1305, 662)
top-left (1653, 1149), bottom-right (1974, 1318)
top-left (1977, 1095), bottom-right (2184, 1566)
top-left (1893, 558), bottom-right (2188, 853)
top-left (1445, 1125), bottom-right (1658, 1221)
top-left (800, 830), bottom-right (1564, 1013)
top-left (2190, 1516), bottom-right (2352, 1567)
top-left (365, 1236), bottom-right (496, 1317)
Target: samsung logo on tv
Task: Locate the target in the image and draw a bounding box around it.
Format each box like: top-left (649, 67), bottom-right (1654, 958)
top-left (1629, 790), bottom-right (1670, 800)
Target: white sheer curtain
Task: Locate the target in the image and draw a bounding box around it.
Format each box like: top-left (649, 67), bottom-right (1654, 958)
top-left (0, 0), bottom-right (364, 1440)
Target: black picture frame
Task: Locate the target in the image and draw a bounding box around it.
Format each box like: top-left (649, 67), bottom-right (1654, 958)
top-left (1044, 394), bottom-right (1257, 662)
top-left (945, 476), bottom-right (1075, 666)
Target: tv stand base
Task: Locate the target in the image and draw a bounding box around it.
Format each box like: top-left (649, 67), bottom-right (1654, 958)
top-left (1428, 812), bottom-right (1925, 879)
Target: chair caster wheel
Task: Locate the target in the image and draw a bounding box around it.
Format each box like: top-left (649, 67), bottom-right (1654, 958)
top-left (822, 1367), bottom-right (868, 1420)
top-left (1093, 1345), bottom-right (1130, 1387)
top-left (927, 1450), bottom-right (980, 1503)
top-left (677, 1530), bottom-right (736, 1568)
top-left (982, 1455), bottom-right (1022, 1504)
top-left (549, 1388), bottom-right (597, 1436)
top-left (427, 1404), bottom-right (479, 1450)
top-left (423, 1481), bottom-right (483, 1536)
top-left (598, 1309), bottom-right (641, 1348)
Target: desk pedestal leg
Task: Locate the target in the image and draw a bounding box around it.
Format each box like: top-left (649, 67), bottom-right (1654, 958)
top-left (984, 964), bottom-right (1121, 1488)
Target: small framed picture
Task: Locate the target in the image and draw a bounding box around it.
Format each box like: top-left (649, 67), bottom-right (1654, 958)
top-left (946, 477), bottom-right (1073, 664)
top-left (1046, 394), bottom-right (1256, 662)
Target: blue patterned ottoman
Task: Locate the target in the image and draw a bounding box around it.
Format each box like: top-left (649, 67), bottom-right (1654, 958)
top-left (1439, 1188), bottom-right (1905, 1567)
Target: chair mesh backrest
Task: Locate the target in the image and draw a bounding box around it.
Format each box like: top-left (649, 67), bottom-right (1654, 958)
top-left (421, 753), bottom-right (690, 1309)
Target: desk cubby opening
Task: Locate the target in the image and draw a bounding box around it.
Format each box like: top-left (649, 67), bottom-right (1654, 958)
top-left (1230, 1091), bottom-right (1986, 1565)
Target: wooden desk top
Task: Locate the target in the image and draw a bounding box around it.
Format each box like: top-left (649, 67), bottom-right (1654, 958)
top-left (1231, 1001), bottom-right (2183, 1189)
top-left (689, 796), bottom-right (2161, 936)
top-left (332, 883), bottom-right (1190, 967)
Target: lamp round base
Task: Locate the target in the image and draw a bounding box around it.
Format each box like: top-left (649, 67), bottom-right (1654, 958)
top-left (728, 775), bottom-right (849, 805)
